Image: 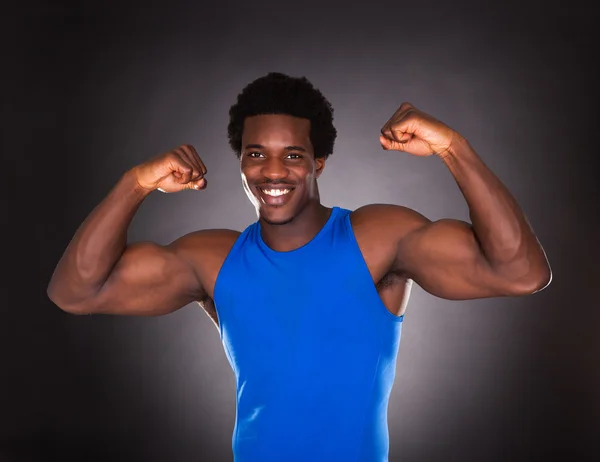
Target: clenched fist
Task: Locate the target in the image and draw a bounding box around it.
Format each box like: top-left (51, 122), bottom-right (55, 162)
top-left (133, 144), bottom-right (207, 193)
top-left (379, 102), bottom-right (462, 157)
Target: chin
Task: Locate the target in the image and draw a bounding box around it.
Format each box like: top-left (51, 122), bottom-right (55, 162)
top-left (259, 206), bottom-right (297, 226)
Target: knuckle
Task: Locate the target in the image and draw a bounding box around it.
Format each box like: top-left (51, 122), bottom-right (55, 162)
top-left (403, 111), bottom-right (417, 122)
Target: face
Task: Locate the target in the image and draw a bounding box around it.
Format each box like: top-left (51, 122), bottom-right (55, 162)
top-left (240, 114), bottom-right (326, 225)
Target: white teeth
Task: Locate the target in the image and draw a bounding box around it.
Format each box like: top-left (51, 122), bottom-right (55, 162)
top-left (262, 189), bottom-right (291, 197)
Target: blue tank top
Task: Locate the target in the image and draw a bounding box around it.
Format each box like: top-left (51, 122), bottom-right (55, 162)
top-left (214, 206), bottom-right (404, 462)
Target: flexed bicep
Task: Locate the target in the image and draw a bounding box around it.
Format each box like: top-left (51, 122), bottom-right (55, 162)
top-left (397, 219), bottom-right (519, 300)
top-left (85, 240), bottom-right (204, 316)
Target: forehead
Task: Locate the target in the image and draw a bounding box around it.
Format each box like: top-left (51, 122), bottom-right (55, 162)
top-left (242, 114), bottom-right (311, 147)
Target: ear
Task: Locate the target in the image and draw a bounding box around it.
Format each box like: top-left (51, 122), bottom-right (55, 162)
top-left (315, 156), bottom-right (327, 178)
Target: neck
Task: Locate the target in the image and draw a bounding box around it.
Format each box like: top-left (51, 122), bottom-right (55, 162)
top-left (259, 200), bottom-right (332, 252)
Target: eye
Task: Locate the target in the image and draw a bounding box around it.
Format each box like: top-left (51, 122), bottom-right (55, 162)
top-left (287, 153), bottom-right (302, 159)
top-left (248, 152), bottom-right (264, 158)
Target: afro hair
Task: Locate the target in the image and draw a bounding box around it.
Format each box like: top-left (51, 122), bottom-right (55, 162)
top-left (227, 72), bottom-right (337, 159)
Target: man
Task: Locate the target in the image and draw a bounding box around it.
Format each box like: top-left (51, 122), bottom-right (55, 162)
top-left (47, 72), bottom-right (551, 461)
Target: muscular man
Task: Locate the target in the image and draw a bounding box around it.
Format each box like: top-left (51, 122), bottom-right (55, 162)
top-left (47, 72), bottom-right (551, 461)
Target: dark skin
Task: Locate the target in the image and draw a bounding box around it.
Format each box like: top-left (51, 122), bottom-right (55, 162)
top-left (239, 115), bottom-right (330, 250)
top-left (47, 105), bottom-right (551, 327)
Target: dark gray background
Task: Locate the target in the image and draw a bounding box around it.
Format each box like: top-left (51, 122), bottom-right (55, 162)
top-left (3, 2), bottom-right (599, 461)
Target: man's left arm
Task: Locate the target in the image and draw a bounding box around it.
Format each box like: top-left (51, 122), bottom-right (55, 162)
top-left (378, 103), bottom-right (552, 300)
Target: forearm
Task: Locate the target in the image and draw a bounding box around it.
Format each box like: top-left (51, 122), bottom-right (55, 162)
top-left (440, 137), bottom-right (551, 288)
top-left (47, 168), bottom-right (152, 306)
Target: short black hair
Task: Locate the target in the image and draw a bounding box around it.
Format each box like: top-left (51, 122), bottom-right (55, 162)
top-left (227, 72), bottom-right (337, 159)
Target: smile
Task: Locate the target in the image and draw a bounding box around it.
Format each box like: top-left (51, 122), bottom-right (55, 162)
top-left (256, 186), bottom-right (295, 205)
top-left (260, 188), bottom-right (292, 197)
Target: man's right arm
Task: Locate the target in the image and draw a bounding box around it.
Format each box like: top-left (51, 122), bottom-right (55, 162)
top-left (47, 145), bottom-right (209, 316)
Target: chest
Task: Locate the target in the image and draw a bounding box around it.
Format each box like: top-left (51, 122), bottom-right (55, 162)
top-left (200, 229), bottom-right (410, 328)
top-left (215, 260), bottom-right (397, 379)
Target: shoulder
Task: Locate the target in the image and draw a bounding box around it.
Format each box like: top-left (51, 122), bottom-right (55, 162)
top-left (166, 228), bottom-right (242, 299)
top-left (347, 204), bottom-right (431, 275)
top-left (175, 228), bottom-right (242, 245)
top-left (168, 228), bottom-right (241, 259)
top-left (350, 203), bottom-right (430, 238)
top-left (166, 228), bottom-right (240, 274)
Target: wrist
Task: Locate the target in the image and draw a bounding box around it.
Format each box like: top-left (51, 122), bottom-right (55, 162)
top-left (438, 133), bottom-right (472, 162)
top-left (124, 168), bottom-right (155, 198)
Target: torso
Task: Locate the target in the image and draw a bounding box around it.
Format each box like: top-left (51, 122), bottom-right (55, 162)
top-left (192, 206), bottom-right (413, 328)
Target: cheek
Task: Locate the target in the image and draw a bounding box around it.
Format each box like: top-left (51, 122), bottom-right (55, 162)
top-left (297, 171), bottom-right (317, 193)
top-left (294, 162), bottom-right (316, 180)
top-left (240, 165), bottom-right (259, 181)
top-left (303, 172), bottom-right (316, 183)
top-left (240, 170), bottom-right (254, 190)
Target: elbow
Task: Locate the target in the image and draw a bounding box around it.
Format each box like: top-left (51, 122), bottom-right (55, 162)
top-left (528, 258), bottom-right (553, 294)
top-left (490, 250), bottom-right (552, 296)
top-left (534, 265), bottom-right (553, 293)
top-left (507, 266), bottom-right (552, 296)
top-left (47, 288), bottom-right (95, 315)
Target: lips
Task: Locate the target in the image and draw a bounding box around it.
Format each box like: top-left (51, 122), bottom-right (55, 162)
top-left (256, 186), bottom-right (295, 206)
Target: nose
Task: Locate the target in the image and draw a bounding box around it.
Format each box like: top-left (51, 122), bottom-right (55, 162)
top-left (261, 157), bottom-right (290, 180)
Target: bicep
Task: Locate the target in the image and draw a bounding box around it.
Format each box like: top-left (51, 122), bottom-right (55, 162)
top-left (87, 240), bottom-right (203, 316)
top-left (397, 219), bottom-right (511, 300)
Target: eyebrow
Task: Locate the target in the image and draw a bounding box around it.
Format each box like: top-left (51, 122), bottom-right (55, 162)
top-left (244, 144), bottom-right (307, 152)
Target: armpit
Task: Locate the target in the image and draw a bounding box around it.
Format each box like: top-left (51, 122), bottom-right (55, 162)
top-left (197, 296), bottom-right (219, 329)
